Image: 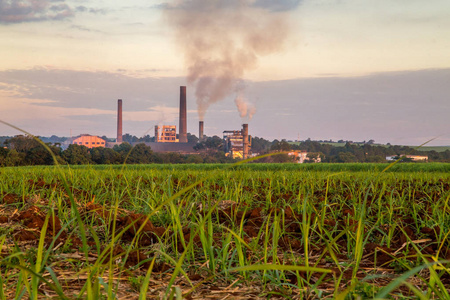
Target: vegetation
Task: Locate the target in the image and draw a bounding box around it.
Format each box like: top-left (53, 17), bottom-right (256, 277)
top-left (255, 138), bottom-right (450, 163)
top-left (415, 146), bottom-right (450, 153)
top-left (2, 135), bottom-right (450, 167)
top-left (0, 162), bottom-right (449, 299)
top-left (279, 139), bottom-right (450, 163)
top-left (0, 135), bottom-right (235, 167)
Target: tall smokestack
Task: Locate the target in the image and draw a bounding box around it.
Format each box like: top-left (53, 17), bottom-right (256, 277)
top-left (179, 86), bottom-right (187, 143)
top-left (199, 121), bottom-right (204, 141)
top-left (155, 125), bottom-right (159, 143)
top-left (242, 124), bottom-right (249, 160)
top-left (117, 99), bottom-right (123, 143)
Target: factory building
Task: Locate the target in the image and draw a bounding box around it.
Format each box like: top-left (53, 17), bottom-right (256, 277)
top-left (155, 125), bottom-right (178, 143)
top-left (223, 124), bottom-right (251, 159)
top-left (152, 86), bottom-right (188, 145)
top-left (109, 86), bottom-right (252, 158)
top-left (72, 135), bottom-right (106, 148)
top-left (126, 86), bottom-right (196, 152)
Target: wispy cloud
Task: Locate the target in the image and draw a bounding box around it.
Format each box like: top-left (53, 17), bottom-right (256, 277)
top-left (0, 0), bottom-right (74, 24)
top-left (75, 6), bottom-right (106, 14)
top-left (252, 0), bottom-right (302, 12)
top-left (162, 0), bottom-right (302, 12)
top-left (70, 24), bottom-right (105, 34)
top-left (151, 3), bottom-right (170, 10)
top-left (0, 67), bottom-right (186, 111)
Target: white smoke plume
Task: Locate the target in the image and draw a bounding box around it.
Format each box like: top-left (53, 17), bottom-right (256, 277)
top-left (164, 0), bottom-right (298, 120)
top-left (235, 95), bottom-right (256, 121)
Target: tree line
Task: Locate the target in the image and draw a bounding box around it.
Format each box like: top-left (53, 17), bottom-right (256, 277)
top-left (251, 138), bottom-right (450, 163)
top-left (1, 135), bottom-right (449, 167)
top-left (0, 135), bottom-right (233, 166)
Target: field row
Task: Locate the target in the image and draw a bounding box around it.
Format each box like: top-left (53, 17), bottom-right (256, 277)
top-left (0, 164), bottom-right (449, 299)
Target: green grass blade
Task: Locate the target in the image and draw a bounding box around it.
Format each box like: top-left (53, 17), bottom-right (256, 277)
top-left (229, 264), bottom-right (332, 273)
top-left (139, 257), bottom-right (156, 300)
top-left (374, 260), bottom-right (447, 299)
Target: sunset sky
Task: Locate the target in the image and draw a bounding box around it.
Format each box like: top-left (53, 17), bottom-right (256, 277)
top-left (1, 0), bottom-right (449, 145)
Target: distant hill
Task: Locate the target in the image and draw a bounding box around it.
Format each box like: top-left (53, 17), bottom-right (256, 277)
top-left (414, 146), bottom-right (450, 152)
top-left (289, 141), bottom-right (450, 153)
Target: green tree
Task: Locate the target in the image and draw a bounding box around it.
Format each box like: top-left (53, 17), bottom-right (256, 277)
top-left (205, 136), bottom-right (223, 150)
top-left (270, 139), bottom-right (281, 151)
top-left (5, 135), bottom-right (61, 165)
top-left (337, 152), bottom-right (358, 163)
top-left (185, 154), bottom-right (203, 164)
top-left (158, 152), bottom-right (184, 164)
top-left (187, 133), bottom-right (199, 144)
top-left (251, 136), bottom-right (271, 154)
top-left (0, 147), bottom-right (11, 166)
top-left (137, 135), bottom-right (152, 143)
top-left (102, 148), bottom-right (123, 164)
top-left (126, 144), bottom-right (154, 164)
top-left (5, 149), bottom-right (24, 166)
top-left (270, 140), bottom-right (291, 152)
top-left (63, 144), bottom-right (92, 165)
top-left (113, 143), bottom-right (132, 154)
top-left (365, 155), bottom-right (385, 163)
top-left (113, 142), bottom-right (133, 162)
top-left (272, 153), bottom-right (293, 163)
top-left (195, 136), bottom-right (223, 151)
top-left (90, 147), bottom-right (123, 164)
top-left (122, 133), bottom-right (139, 143)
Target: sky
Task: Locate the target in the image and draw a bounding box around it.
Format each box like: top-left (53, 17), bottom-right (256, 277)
top-left (0, 0), bottom-right (449, 145)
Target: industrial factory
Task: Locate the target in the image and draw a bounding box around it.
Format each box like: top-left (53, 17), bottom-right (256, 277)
top-left (153, 86), bottom-right (186, 144)
top-left (223, 124), bottom-right (251, 159)
top-left (141, 85), bottom-right (201, 153)
top-left (65, 86), bottom-right (251, 158)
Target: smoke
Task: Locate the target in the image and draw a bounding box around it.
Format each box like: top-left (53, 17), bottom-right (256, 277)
top-left (164, 0), bottom-right (298, 120)
top-left (234, 80), bottom-right (256, 120)
top-left (235, 95), bottom-right (256, 121)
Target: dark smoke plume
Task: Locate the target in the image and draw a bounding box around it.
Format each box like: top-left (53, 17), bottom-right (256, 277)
top-left (165, 0), bottom-right (298, 120)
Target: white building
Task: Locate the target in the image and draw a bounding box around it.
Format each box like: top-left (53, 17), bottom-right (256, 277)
top-left (288, 151), bottom-right (321, 163)
top-left (386, 155), bottom-right (428, 162)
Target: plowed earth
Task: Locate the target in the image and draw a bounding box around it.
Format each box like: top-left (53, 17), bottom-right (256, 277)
top-left (1, 177), bottom-right (450, 299)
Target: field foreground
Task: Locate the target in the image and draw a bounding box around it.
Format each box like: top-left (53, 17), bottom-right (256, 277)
top-left (0, 163), bottom-right (450, 299)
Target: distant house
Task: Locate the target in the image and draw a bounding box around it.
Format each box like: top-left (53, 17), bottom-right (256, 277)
top-left (71, 134), bottom-right (106, 149)
top-left (288, 150), bottom-right (321, 163)
top-left (386, 155), bottom-right (428, 162)
top-left (407, 155), bottom-right (428, 161)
